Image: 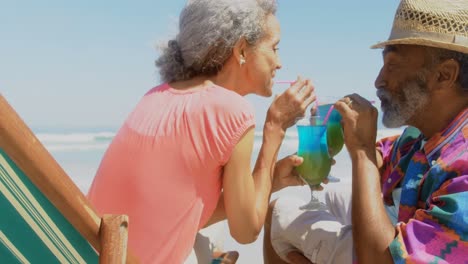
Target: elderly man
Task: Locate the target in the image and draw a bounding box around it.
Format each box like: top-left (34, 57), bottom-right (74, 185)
top-left (264, 0), bottom-right (468, 263)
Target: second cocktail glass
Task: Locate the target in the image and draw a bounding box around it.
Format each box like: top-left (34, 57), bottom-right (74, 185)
top-left (296, 116), bottom-right (331, 210)
top-left (316, 97), bottom-right (345, 183)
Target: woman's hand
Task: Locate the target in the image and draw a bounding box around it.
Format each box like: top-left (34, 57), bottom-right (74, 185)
top-left (271, 154), bottom-right (305, 192)
top-left (266, 77), bottom-right (316, 131)
top-left (271, 154), bottom-right (332, 193)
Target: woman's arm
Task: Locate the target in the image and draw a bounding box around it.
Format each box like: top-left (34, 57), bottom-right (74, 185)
top-left (203, 193), bottom-right (226, 228)
top-left (223, 126), bottom-right (278, 243)
top-left (222, 78), bottom-right (315, 244)
top-left (204, 154), bottom-right (305, 229)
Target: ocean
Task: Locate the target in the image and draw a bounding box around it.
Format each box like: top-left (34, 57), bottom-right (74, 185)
top-left (38, 127), bottom-right (404, 263)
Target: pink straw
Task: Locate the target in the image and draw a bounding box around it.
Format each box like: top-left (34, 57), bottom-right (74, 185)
top-left (323, 100), bottom-right (376, 125)
top-left (322, 105), bottom-right (334, 125)
top-left (274, 80), bottom-right (295, 84)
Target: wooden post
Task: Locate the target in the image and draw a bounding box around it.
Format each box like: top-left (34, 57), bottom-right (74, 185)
top-left (99, 215), bottom-right (129, 264)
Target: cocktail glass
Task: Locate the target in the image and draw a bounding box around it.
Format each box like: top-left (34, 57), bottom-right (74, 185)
top-left (316, 97), bottom-right (345, 183)
top-left (296, 116), bottom-right (331, 210)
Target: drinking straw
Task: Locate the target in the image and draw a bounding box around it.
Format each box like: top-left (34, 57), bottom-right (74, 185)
top-left (322, 105), bottom-right (334, 125)
top-left (323, 100), bottom-right (376, 125)
top-left (274, 80), bottom-right (295, 84)
top-left (275, 79), bottom-right (377, 125)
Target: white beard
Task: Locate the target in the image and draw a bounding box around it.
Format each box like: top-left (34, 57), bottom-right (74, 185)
top-left (377, 75), bottom-right (430, 128)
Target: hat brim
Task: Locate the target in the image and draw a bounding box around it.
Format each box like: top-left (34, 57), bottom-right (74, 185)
top-left (371, 38), bottom-right (468, 54)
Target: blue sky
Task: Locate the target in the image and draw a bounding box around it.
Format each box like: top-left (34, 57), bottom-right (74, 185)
top-left (1, 0), bottom-right (400, 131)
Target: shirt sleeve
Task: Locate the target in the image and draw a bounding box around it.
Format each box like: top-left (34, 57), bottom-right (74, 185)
top-left (388, 133), bottom-right (468, 263)
top-left (206, 94), bottom-right (255, 165)
top-left (376, 135), bottom-right (399, 176)
top-left (378, 127), bottom-right (421, 205)
top-left (389, 175), bottom-right (468, 263)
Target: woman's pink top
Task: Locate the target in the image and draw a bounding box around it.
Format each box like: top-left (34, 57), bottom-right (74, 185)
top-left (87, 83), bottom-right (255, 263)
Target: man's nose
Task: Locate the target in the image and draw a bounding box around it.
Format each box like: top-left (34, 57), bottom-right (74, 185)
top-left (374, 68), bottom-right (386, 89)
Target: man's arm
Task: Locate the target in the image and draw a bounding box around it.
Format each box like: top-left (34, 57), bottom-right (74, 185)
top-left (334, 95), bottom-right (395, 263)
top-left (350, 149), bottom-right (395, 263)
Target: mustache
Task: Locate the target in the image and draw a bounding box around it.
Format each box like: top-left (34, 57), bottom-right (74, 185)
top-left (376, 88), bottom-right (392, 101)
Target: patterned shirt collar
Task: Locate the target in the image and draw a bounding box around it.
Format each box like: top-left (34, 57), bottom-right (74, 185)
top-left (422, 107), bottom-right (468, 159)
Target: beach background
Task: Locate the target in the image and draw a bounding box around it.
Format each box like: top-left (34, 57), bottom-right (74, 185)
top-left (1, 0), bottom-right (402, 262)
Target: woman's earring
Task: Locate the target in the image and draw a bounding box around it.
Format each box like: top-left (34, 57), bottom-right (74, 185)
top-left (240, 56), bottom-right (246, 66)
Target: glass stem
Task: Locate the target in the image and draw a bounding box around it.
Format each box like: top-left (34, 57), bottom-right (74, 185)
top-left (309, 185), bottom-right (320, 202)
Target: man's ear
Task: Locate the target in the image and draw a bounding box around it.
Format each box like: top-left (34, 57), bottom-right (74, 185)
top-left (436, 59), bottom-right (460, 90)
top-left (233, 37), bottom-right (248, 65)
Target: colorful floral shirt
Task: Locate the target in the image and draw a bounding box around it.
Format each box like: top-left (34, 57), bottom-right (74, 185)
top-left (377, 108), bottom-right (468, 263)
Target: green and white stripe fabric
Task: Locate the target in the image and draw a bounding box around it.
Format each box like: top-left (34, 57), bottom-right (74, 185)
top-left (0, 149), bottom-right (98, 264)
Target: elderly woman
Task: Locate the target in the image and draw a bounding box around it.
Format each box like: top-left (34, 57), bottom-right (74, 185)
top-left (87, 0), bottom-right (315, 263)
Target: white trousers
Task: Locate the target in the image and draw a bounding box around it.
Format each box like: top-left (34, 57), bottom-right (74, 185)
top-left (185, 221), bottom-right (226, 263)
top-left (270, 186), bottom-right (354, 264)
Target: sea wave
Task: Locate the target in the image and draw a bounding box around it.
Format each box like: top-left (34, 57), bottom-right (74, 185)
top-left (255, 130), bottom-right (298, 139)
top-left (38, 127), bottom-right (405, 153)
top-left (37, 132), bottom-right (115, 152)
top-left (37, 132), bottom-right (115, 143)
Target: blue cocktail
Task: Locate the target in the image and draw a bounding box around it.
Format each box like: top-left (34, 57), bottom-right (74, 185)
top-left (296, 116), bottom-right (331, 210)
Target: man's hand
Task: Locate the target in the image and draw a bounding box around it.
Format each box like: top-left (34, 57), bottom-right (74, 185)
top-left (334, 94), bottom-right (378, 156)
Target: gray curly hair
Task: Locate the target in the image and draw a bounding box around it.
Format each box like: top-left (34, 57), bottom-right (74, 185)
top-left (156, 0), bottom-right (277, 82)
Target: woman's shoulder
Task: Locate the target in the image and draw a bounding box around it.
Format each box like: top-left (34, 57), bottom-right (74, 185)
top-left (204, 83), bottom-right (254, 114)
top-left (144, 83), bottom-right (170, 96)
top-left (134, 81), bottom-right (254, 119)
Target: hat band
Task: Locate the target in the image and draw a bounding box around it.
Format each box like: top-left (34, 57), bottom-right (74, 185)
top-left (389, 28), bottom-right (468, 46)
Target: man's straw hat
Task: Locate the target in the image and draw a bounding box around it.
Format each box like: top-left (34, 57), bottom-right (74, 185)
top-left (371, 0), bottom-right (468, 54)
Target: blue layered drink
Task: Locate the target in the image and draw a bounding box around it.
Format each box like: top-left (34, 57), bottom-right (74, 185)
top-left (296, 120), bottom-right (331, 186)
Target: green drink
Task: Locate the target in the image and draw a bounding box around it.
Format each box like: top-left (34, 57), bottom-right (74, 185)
top-left (326, 121), bottom-right (344, 156)
top-left (318, 104), bottom-right (344, 156)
